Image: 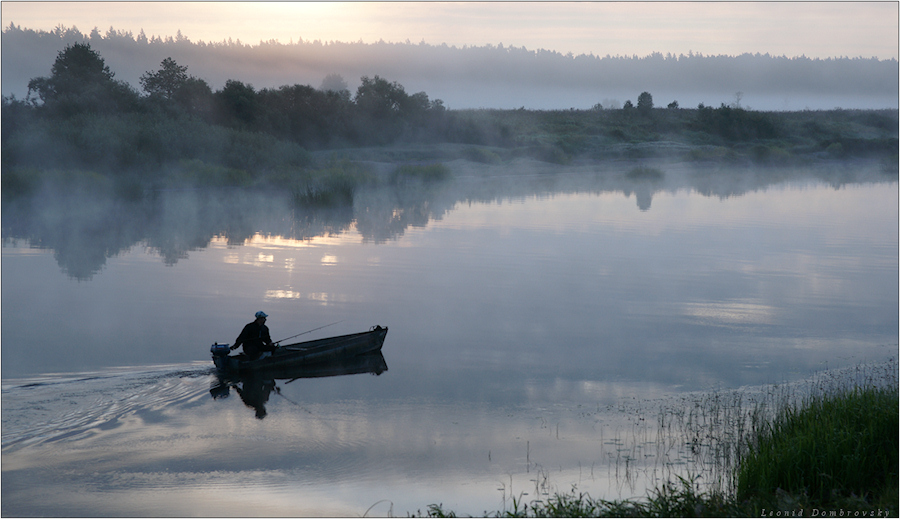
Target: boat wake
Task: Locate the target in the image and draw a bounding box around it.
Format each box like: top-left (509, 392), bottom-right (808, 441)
top-left (1, 363), bottom-right (214, 451)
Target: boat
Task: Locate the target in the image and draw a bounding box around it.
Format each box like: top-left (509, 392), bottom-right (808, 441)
top-left (211, 325), bottom-right (388, 373)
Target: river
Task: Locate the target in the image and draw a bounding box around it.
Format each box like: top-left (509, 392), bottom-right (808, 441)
top-left (2, 158), bottom-right (897, 516)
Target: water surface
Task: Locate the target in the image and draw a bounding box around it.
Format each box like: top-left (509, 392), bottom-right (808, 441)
top-left (2, 160), bottom-right (897, 516)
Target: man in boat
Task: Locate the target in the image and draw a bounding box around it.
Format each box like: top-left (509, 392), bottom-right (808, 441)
top-left (230, 311), bottom-right (277, 360)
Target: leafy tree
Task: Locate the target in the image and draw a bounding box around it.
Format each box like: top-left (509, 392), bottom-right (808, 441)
top-left (429, 98), bottom-right (446, 113)
top-left (27, 42), bottom-right (137, 116)
top-left (257, 84), bottom-right (347, 146)
top-left (355, 75), bottom-right (407, 119)
top-left (320, 73), bottom-right (348, 93)
top-left (352, 75), bottom-right (413, 144)
top-left (140, 58), bottom-right (213, 118)
top-left (623, 100), bottom-right (634, 110)
top-left (173, 77), bottom-right (214, 118)
top-left (403, 91), bottom-right (432, 121)
top-left (28, 42), bottom-right (113, 101)
top-left (1, 95), bottom-right (37, 169)
top-left (215, 80), bottom-right (258, 128)
top-left (667, 100), bottom-right (679, 109)
top-left (637, 91), bottom-right (653, 112)
top-left (350, 76), bottom-right (447, 144)
top-left (140, 57), bottom-right (188, 100)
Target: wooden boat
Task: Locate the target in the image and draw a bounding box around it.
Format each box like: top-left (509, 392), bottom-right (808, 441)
top-left (212, 325), bottom-right (388, 373)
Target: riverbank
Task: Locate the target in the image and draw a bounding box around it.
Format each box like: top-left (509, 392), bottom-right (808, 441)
top-left (3, 88), bottom-right (898, 204)
top-left (414, 362), bottom-right (899, 518)
top-left (5, 43), bottom-right (896, 199)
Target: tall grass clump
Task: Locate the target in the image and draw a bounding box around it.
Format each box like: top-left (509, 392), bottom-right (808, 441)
top-left (291, 159), bottom-right (375, 208)
top-left (736, 385), bottom-right (899, 512)
top-left (416, 478), bottom-right (745, 517)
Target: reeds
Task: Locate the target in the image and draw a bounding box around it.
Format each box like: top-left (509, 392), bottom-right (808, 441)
top-left (737, 385), bottom-right (898, 512)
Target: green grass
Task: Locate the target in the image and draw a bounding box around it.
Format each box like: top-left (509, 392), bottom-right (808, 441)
top-left (414, 478), bottom-right (745, 517)
top-left (737, 386), bottom-right (898, 513)
top-left (445, 107), bottom-right (898, 165)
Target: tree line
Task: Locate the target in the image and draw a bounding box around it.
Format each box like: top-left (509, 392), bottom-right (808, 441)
top-left (2, 42), bottom-right (896, 190)
top-left (18, 42), bottom-right (448, 148)
top-left (2, 42), bottom-right (472, 185)
top-left (5, 23), bottom-right (897, 110)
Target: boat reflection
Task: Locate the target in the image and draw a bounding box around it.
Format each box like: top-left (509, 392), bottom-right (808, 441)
top-left (209, 352), bottom-right (388, 419)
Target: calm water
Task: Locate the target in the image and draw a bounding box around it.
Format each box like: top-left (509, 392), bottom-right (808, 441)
top-left (2, 160), bottom-right (897, 516)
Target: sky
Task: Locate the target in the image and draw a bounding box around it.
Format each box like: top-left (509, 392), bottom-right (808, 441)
top-left (2, 1), bottom-right (898, 60)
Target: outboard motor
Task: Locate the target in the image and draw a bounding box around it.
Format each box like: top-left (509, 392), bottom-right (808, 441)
top-left (210, 342), bottom-right (230, 357)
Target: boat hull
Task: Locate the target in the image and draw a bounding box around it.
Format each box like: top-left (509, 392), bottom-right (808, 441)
top-left (213, 326), bottom-right (388, 373)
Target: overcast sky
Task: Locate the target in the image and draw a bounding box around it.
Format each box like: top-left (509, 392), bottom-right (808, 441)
top-left (3, 1), bottom-right (898, 60)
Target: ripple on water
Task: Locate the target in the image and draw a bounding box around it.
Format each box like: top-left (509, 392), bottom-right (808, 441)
top-left (1, 364), bottom-right (212, 450)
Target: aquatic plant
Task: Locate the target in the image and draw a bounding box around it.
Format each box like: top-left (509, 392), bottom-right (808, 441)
top-left (291, 160), bottom-right (375, 208)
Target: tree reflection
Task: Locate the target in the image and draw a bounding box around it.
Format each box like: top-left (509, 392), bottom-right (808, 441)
top-left (2, 162), bottom-right (894, 279)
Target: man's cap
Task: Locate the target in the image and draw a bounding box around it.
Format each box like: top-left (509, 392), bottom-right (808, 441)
top-left (255, 311), bottom-right (268, 319)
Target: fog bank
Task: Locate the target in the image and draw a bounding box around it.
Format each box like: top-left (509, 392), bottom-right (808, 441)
top-left (3, 25), bottom-right (897, 111)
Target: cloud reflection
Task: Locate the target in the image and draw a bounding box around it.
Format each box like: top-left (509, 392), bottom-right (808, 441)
top-left (681, 301), bottom-right (776, 327)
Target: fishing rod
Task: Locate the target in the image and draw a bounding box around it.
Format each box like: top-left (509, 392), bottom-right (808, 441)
top-left (274, 320), bottom-right (344, 345)
top-left (273, 386), bottom-right (312, 413)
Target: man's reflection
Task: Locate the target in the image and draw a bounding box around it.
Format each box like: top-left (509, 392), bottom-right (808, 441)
top-left (234, 374), bottom-right (276, 419)
top-left (210, 374), bottom-right (276, 419)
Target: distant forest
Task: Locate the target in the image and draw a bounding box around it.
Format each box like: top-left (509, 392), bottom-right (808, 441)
top-left (2, 24), bottom-right (897, 110)
top-left (2, 41), bottom-right (898, 203)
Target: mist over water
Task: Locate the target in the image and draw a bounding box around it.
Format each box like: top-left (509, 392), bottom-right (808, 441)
top-left (3, 158), bottom-right (895, 283)
top-left (2, 11), bottom-right (897, 513)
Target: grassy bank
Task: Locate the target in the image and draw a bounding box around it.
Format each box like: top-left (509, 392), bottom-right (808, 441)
top-left (4, 43), bottom-right (896, 200)
top-left (414, 367), bottom-right (898, 518)
top-left (4, 93), bottom-right (898, 205)
top-left (736, 385), bottom-right (898, 515)
top-left (4, 90), bottom-right (897, 208)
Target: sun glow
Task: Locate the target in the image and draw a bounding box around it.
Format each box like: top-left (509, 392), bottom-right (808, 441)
top-left (209, 233), bottom-right (356, 250)
top-left (2, 2), bottom-right (896, 59)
